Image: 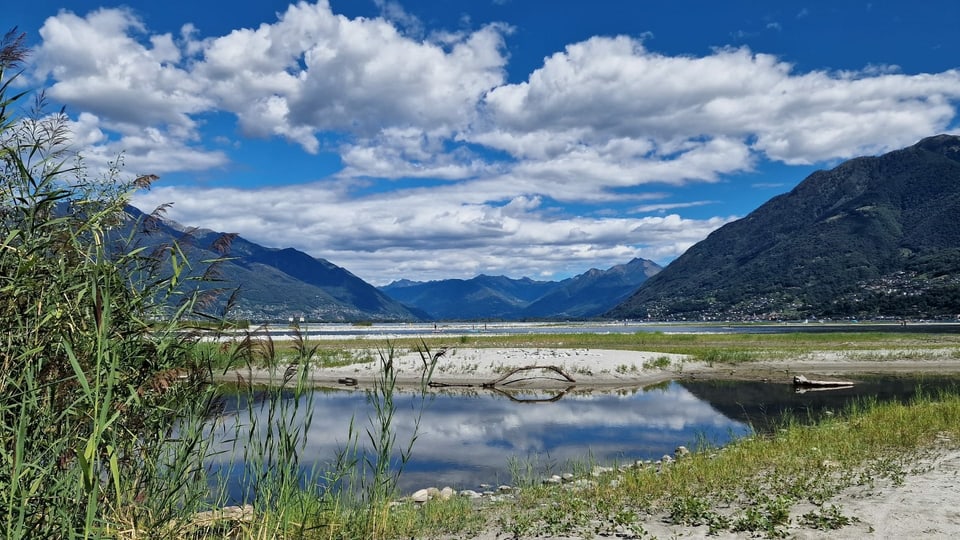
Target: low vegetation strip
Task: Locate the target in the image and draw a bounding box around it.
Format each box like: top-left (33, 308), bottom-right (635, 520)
top-left (213, 330), bottom-right (960, 368)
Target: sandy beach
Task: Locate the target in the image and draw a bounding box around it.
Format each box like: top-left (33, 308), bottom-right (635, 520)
top-left (221, 347), bottom-right (960, 538)
top-left (223, 345), bottom-right (960, 391)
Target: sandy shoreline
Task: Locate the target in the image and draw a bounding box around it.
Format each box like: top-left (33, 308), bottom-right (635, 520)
top-left (218, 346), bottom-right (960, 391)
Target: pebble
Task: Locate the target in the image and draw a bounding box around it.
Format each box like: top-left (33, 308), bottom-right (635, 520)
top-left (591, 465), bottom-right (614, 477)
top-left (408, 454), bottom-right (701, 507)
top-left (410, 489), bottom-right (430, 503)
top-left (569, 479), bottom-right (596, 489)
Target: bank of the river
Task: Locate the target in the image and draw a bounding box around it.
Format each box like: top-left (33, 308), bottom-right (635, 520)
top-left (444, 447), bottom-right (960, 539)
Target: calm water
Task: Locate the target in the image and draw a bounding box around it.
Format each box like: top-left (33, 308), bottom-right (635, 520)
top-left (206, 375), bottom-right (960, 502)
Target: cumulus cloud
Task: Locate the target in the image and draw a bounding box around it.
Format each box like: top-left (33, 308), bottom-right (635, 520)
top-left (34, 1), bottom-right (509, 165)
top-left (64, 113), bottom-right (228, 174)
top-left (196, 1), bottom-right (508, 147)
top-left (339, 128), bottom-right (501, 180)
top-left (35, 8), bottom-right (210, 131)
top-left (480, 35), bottom-right (960, 165)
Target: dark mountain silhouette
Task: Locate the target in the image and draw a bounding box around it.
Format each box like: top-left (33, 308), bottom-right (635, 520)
top-left (124, 206), bottom-right (420, 322)
top-left (609, 134), bottom-right (960, 321)
top-left (382, 258), bottom-right (661, 320)
top-left (679, 377), bottom-right (960, 434)
top-left (521, 258), bottom-right (662, 319)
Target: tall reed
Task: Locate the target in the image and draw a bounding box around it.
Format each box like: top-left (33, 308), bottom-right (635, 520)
top-left (0, 30), bottom-right (233, 538)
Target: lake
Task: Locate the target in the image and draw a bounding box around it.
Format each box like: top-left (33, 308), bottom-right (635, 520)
top-left (206, 374), bottom-right (960, 503)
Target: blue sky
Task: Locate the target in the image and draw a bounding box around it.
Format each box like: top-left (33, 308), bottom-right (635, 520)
top-left (8, 1), bottom-right (960, 284)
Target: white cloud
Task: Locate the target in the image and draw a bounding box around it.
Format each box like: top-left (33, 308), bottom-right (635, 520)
top-left (64, 113), bottom-right (228, 175)
top-left (373, 0), bottom-right (424, 36)
top-left (29, 4), bottom-right (960, 283)
top-left (34, 2), bottom-right (509, 167)
top-left (480, 35), bottom-right (960, 165)
top-left (632, 201), bottom-right (715, 214)
top-left (195, 1), bottom-right (508, 147)
top-left (339, 127), bottom-right (501, 180)
top-left (132, 181), bottom-right (733, 283)
top-left (35, 8), bottom-right (210, 131)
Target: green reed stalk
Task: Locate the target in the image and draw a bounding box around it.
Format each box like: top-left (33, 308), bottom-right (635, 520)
top-left (1, 31), bottom-right (232, 538)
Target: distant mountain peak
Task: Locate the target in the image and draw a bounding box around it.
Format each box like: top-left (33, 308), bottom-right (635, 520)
top-left (914, 133), bottom-right (960, 162)
top-left (383, 278), bottom-right (423, 289)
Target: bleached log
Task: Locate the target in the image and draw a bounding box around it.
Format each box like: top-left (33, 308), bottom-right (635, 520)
top-left (793, 374), bottom-right (854, 388)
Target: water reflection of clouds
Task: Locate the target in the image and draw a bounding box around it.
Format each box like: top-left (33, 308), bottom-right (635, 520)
top-left (210, 382), bottom-right (749, 491)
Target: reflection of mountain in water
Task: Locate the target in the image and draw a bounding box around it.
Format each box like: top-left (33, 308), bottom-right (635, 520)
top-left (680, 376), bottom-right (960, 433)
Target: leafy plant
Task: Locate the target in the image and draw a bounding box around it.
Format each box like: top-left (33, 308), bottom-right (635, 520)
top-left (800, 504), bottom-right (857, 530)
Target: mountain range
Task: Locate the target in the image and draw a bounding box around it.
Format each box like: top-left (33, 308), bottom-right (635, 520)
top-left (124, 206), bottom-right (419, 322)
top-left (127, 134), bottom-right (960, 322)
top-left (608, 134), bottom-right (960, 321)
top-left (126, 207), bottom-right (660, 322)
top-left (380, 258), bottom-right (661, 320)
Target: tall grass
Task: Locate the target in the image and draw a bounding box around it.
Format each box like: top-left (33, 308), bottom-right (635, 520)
top-left (0, 33), bottom-right (467, 539)
top-left (0, 30), bottom-right (231, 538)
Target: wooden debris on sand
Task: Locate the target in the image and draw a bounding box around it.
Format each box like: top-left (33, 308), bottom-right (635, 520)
top-left (792, 374), bottom-right (854, 390)
top-left (429, 365), bottom-right (577, 389)
top-left (482, 365), bottom-right (577, 388)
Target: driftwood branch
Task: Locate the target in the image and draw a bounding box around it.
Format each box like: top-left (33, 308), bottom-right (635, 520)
top-left (428, 381), bottom-right (474, 388)
top-left (426, 364), bottom-right (578, 390)
top-left (482, 365), bottom-right (576, 388)
top-left (792, 375), bottom-right (854, 388)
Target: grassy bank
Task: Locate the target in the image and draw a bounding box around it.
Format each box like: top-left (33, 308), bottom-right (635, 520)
top-left (492, 389), bottom-right (960, 538)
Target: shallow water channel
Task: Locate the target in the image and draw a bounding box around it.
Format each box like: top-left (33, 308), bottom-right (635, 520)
top-left (207, 375), bottom-right (960, 503)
